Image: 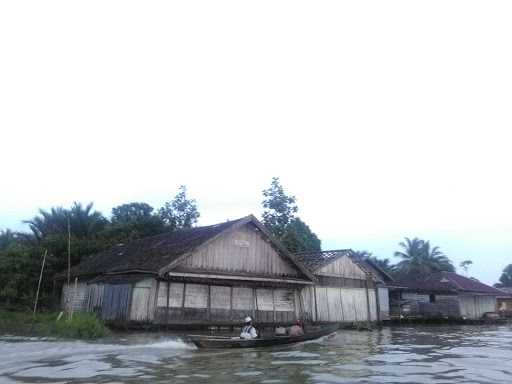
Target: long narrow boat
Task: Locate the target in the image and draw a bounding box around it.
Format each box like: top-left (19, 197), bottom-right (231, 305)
top-left (188, 324), bottom-right (339, 349)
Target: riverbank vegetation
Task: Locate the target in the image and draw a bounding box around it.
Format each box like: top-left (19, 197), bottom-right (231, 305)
top-left (0, 179), bottom-right (322, 311)
top-left (1, 178), bottom-right (509, 314)
top-left (0, 310), bottom-right (108, 339)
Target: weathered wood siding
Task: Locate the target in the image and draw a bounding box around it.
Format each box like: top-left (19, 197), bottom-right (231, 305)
top-left (402, 292), bottom-right (430, 302)
top-left (459, 295), bottom-right (497, 319)
top-left (101, 284), bottom-right (132, 321)
top-left (61, 282), bottom-right (89, 312)
top-left (378, 287), bottom-right (390, 320)
top-left (315, 255), bottom-right (367, 279)
top-left (87, 283), bottom-right (104, 313)
top-left (155, 281), bottom-right (298, 324)
top-left (129, 278), bottom-right (157, 322)
top-left (181, 224), bottom-right (299, 277)
top-left (301, 286), bottom-right (377, 323)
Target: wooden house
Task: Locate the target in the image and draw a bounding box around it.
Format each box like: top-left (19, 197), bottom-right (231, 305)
top-left (59, 215), bottom-right (315, 327)
top-left (390, 272), bottom-right (502, 320)
top-left (294, 250), bottom-right (392, 324)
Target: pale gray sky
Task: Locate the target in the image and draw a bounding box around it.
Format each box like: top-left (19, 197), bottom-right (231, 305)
top-left (1, 1), bottom-right (511, 285)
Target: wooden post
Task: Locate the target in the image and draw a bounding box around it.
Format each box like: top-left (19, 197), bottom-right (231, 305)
top-left (70, 277), bottom-right (78, 320)
top-left (33, 249), bottom-right (47, 317)
top-left (229, 286), bottom-right (233, 322)
top-left (338, 287), bottom-right (345, 322)
top-left (375, 285), bottom-right (381, 323)
top-left (229, 286), bottom-right (234, 326)
top-left (326, 288), bottom-right (331, 322)
top-left (253, 288), bottom-right (258, 322)
top-left (207, 285), bottom-right (212, 322)
top-left (364, 277), bottom-right (372, 327)
top-left (313, 286), bottom-right (319, 323)
top-left (181, 283), bottom-right (187, 321)
top-left (165, 281), bottom-right (170, 327)
top-left (272, 289), bottom-right (276, 323)
top-left (67, 216), bottom-right (71, 285)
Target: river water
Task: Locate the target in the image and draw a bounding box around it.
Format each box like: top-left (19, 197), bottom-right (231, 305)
top-left (1, 325), bottom-right (512, 384)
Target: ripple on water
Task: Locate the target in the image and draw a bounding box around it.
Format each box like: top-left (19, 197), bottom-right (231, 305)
top-left (3, 326), bottom-right (512, 384)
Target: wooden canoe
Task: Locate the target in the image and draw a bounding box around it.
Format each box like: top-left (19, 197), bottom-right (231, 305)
top-left (188, 324), bottom-right (339, 349)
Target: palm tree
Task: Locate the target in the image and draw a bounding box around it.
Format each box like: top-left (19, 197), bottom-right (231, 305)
top-left (421, 241), bottom-right (455, 273)
top-left (24, 202), bottom-right (106, 240)
top-left (69, 202), bottom-right (107, 238)
top-left (394, 237), bottom-right (454, 279)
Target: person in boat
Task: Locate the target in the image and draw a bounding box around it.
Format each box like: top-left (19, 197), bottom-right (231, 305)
top-left (240, 316), bottom-right (258, 339)
top-left (288, 319), bottom-right (305, 337)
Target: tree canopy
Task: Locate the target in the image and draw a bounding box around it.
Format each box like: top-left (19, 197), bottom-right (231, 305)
top-left (158, 186), bottom-right (200, 231)
top-left (496, 264), bottom-right (512, 287)
top-left (261, 177), bottom-right (320, 253)
top-left (0, 186), bottom-right (200, 308)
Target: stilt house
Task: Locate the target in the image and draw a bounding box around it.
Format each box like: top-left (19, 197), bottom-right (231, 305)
top-left (295, 250), bottom-right (392, 323)
top-left (60, 215), bottom-right (315, 326)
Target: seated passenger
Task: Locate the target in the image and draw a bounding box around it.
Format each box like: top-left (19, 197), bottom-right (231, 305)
top-left (240, 316), bottom-right (258, 339)
top-left (288, 320), bottom-right (305, 337)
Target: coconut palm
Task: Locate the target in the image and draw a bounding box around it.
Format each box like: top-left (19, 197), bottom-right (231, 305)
top-left (394, 237), bottom-right (454, 279)
top-left (24, 202), bottom-right (106, 240)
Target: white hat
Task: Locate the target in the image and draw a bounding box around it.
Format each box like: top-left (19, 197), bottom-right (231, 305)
top-left (244, 316), bottom-right (252, 323)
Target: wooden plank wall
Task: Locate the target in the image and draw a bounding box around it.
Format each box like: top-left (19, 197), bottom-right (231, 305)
top-left (61, 282), bottom-right (89, 313)
top-left (129, 279), bottom-right (157, 322)
top-left (377, 287), bottom-right (390, 320)
top-left (154, 281), bottom-right (298, 324)
top-left (101, 284), bottom-right (132, 321)
top-left (315, 255), bottom-right (367, 279)
top-left (87, 283), bottom-right (104, 314)
top-left (181, 225), bottom-right (299, 277)
top-left (301, 286), bottom-right (378, 323)
top-left (459, 295), bottom-right (497, 319)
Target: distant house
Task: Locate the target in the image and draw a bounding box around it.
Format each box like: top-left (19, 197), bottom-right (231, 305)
top-left (390, 272), bottom-right (502, 320)
top-left (496, 287), bottom-right (512, 316)
top-left (295, 250), bottom-right (393, 323)
top-left (59, 215), bottom-right (316, 327)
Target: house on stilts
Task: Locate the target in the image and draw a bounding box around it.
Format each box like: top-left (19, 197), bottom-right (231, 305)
top-left (60, 215), bottom-right (316, 327)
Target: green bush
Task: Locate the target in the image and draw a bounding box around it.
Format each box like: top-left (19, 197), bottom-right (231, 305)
top-left (0, 310), bottom-right (109, 339)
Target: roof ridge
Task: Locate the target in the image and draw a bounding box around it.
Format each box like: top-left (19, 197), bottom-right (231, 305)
top-left (115, 216), bottom-right (249, 246)
top-left (295, 249), bottom-right (351, 255)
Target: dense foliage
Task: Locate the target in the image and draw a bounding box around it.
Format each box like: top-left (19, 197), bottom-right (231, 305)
top-left (495, 264), bottom-right (512, 288)
top-left (262, 177), bottom-right (321, 253)
top-left (0, 186), bottom-right (199, 309)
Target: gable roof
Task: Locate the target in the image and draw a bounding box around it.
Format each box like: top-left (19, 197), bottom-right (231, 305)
top-left (295, 249), bottom-right (352, 273)
top-left (398, 272), bottom-right (503, 295)
top-left (352, 256), bottom-right (395, 284)
top-left (65, 215), bottom-right (315, 281)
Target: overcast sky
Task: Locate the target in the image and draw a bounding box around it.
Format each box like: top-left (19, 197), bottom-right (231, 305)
top-left (1, 1), bottom-right (511, 285)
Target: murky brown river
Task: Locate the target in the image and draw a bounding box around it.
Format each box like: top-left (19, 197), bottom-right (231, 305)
top-left (1, 325), bottom-right (512, 384)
